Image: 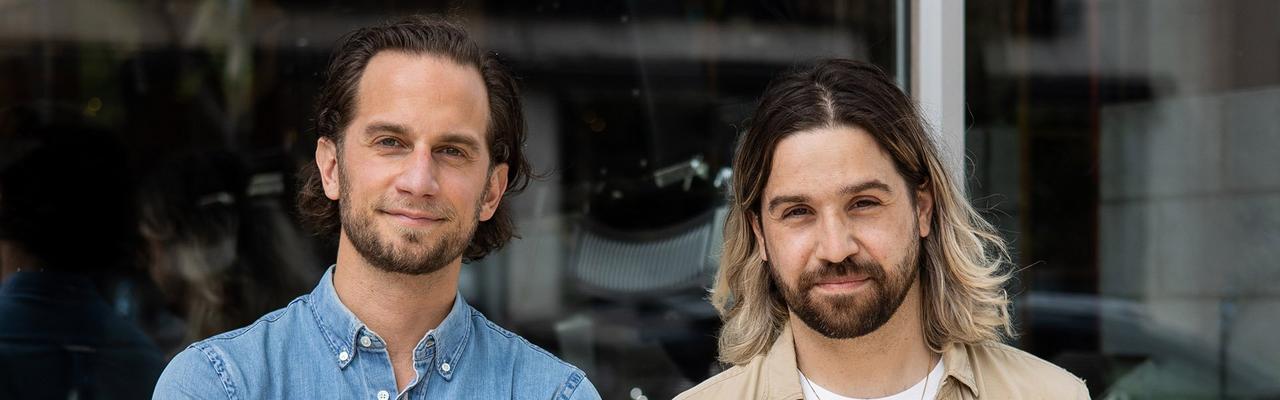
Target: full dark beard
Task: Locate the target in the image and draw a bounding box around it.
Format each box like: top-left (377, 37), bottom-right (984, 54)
top-left (337, 163), bottom-right (479, 275)
top-left (769, 238), bottom-right (919, 339)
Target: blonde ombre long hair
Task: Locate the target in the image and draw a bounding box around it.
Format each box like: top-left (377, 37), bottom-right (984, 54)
top-left (713, 59), bottom-right (1014, 366)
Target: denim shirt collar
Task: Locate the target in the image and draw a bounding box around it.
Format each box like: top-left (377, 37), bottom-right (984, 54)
top-left (306, 265), bottom-right (473, 381)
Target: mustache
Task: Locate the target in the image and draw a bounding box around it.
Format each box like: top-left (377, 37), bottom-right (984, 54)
top-left (798, 257), bottom-right (886, 289)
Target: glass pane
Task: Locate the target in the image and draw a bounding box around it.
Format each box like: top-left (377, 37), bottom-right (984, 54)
top-left (966, 1), bottom-right (1280, 398)
top-left (0, 1), bottom-right (899, 398)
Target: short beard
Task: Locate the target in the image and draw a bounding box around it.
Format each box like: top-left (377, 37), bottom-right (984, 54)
top-left (766, 230), bottom-right (920, 339)
top-left (337, 160), bottom-right (484, 275)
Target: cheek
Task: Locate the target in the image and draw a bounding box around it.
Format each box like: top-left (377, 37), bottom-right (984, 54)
top-left (338, 158), bottom-right (371, 192)
top-left (438, 172), bottom-right (488, 208)
top-left (343, 176), bottom-right (377, 205)
top-left (766, 226), bottom-right (817, 278)
top-left (347, 159), bottom-right (401, 198)
top-left (857, 216), bottom-right (918, 266)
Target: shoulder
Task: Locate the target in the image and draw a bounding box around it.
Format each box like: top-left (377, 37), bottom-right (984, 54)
top-left (153, 296), bottom-right (311, 399)
top-left (675, 361), bottom-right (761, 400)
top-left (469, 310), bottom-right (578, 374)
top-left (967, 341), bottom-right (1082, 381)
top-left (964, 342), bottom-right (1088, 398)
top-left (153, 343), bottom-right (234, 399)
top-left (467, 311), bottom-right (599, 400)
top-left (200, 295), bottom-right (310, 348)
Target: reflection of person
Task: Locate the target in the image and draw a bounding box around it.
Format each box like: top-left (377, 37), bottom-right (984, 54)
top-left (678, 60), bottom-right (1087, 399)
top-left (0, 105), bottom-right (166, 399)
top-left (138, 150), bottom-right (315, 356)
top-left (153, 15), bottom-right (600, 399)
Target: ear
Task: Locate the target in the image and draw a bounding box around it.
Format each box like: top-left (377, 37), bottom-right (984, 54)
top-left (316, 137), bottom-right (341, 201)
top-left (915, 183), bottom-right (934, 238)
top-left (749, 211), bottom-right (768, 262)
top-left (478, 163), bottom-right (509, 222)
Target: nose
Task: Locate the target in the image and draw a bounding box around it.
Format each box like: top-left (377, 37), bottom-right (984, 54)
top-left (814, 212), bottom-right (860, 264)
top-left (392, 149), bottom-right (441, 197)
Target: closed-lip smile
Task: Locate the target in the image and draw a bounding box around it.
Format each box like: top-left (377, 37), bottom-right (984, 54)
top-left (813, 275), bottom-right (872, 292)
top-left (380, 208), bottom-right (445, 224)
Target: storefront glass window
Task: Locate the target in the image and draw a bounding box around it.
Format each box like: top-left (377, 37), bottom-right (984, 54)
top-left (966, 1), bottom-right (1280, 398)
top-left (1, 2), bottom-right (899, 398)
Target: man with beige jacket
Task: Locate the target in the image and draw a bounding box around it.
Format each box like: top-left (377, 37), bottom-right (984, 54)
top-left (676, 60), bottom-right (1088, 400)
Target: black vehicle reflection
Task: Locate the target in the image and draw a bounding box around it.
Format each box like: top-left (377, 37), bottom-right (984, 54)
top-left (1020, 292), bottom-right (1279, 399)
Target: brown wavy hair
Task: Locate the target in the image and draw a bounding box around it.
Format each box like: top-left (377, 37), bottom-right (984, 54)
top-left (296, 14), bottom-right (531, 262)
top-left (714, 59), bottom-right (1014, 365)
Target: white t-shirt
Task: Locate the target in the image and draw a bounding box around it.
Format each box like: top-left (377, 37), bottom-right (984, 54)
top-left (799, 359), bottom-right (944, 400)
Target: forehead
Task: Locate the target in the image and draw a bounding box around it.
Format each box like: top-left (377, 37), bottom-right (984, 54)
top-left (353, 51), bottom-right (489, 135)
top-left (763, 125), bottom-right (903, 200)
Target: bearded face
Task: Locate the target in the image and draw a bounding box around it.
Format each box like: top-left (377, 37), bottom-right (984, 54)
top-left (752, 125), bottom-right (933, 339)
top-left (337, 158), bottom-right (484, 275)
top-left (766, 235), bottom-right (919, 339)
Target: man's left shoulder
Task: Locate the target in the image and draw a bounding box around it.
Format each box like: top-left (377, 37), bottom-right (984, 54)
top-left (964, 342), bottom-right (1089, 398)
top-left (466, 312), bottom-right (600, 399)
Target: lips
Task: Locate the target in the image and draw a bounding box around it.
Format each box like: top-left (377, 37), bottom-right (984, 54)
top-left (381, 208), bottom-right (441, 220)
top-left (380, 208), bottom-right (446, 226)
top-left (817, 276), bottom-right (871, 285)
top-left (811, 275), bottom-right (873, 293)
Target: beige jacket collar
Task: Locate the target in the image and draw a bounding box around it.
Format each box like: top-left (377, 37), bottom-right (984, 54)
top-left (679, 320), bottom-right (1086, 399)
top-left (756, 323), bottom-right (980, 399)
top-left (758, 324), bottom-right (803, 399)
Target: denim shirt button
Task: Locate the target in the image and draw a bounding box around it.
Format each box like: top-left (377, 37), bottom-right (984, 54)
top-left (440, 362), bottom-right (451, 373)
top-left (376, 390), bottom-right (390, 400)
top-left (360, 336), bottom-right (373, 348)
top-left (338, 351), bottom-right (349, 362)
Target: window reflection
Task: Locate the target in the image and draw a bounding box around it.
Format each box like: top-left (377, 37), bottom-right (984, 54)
top-left (1, 1), bottom-right (897, 398)
top-left (967, 0), bottom-right (1280, 398)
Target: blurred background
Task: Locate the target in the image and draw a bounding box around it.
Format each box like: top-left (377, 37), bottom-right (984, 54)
top-left (0, 1), bottom-right (1275, 399)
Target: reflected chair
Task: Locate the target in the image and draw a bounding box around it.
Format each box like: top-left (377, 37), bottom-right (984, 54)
top-left (555, 206), bottom-right (726, 398)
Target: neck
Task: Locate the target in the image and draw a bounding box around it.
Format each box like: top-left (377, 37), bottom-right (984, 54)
top-left (792, 278), bottom-right (939, 398)
top-left (332, 233), bottom-right (459, 363)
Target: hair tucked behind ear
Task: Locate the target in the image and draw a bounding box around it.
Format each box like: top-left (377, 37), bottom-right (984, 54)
top-left (296, 14), bottom-right (531, 262)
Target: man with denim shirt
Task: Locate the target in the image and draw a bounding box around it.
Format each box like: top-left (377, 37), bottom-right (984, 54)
top-left (153, 15), bottom-right (599, 399)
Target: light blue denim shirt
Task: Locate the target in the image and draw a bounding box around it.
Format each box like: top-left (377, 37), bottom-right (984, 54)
top-left (153, 266), bottom-right (599, 400)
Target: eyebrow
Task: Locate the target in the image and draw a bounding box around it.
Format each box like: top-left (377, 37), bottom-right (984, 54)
top-left (364, 121), bottom-right (411, 136)
top-left (765, 179), bottom-right (893, 213)
top-left (841, 180), bottom-right (892, 196)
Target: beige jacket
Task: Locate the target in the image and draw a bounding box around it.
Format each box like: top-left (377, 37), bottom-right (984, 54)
top-left (676, 324), bottom-right (1088, 400)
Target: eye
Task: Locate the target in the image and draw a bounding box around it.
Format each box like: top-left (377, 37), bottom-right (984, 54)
top-left (375, 137), bottom-right (404, 148)
top-left (851, 198), bottom-right (881, 210)
top-left (782, 207), bottom-right (812, 219)
top-left (437, 146), bottom-right (466, 158)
